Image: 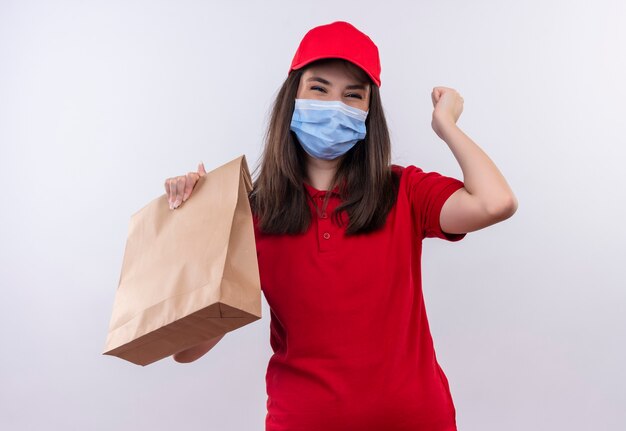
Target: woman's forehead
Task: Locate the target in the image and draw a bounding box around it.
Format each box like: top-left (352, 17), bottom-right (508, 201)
top-left (302, 61), bottom-right (370, 86)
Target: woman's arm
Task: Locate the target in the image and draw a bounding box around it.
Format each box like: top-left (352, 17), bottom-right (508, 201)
top-left (431, 86), bottom-right (518, 234)
top-left (173, 334), bottom-right (225, 363)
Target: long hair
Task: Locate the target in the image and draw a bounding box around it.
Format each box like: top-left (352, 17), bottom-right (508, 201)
top-left (249, 59), bottom-right (399, 236)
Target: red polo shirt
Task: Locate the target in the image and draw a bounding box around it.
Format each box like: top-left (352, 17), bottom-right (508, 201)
top-left (253, 164), bottom-right (467, 431)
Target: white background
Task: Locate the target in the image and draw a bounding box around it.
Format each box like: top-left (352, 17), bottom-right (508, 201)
top-left (1, 1), bottom-right (624, 430)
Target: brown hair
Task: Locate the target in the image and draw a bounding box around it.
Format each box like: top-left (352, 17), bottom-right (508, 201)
top-left (249, 58), bottom-right (399, 236)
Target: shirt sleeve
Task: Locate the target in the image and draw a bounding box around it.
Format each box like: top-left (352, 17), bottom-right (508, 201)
top-left (403, 165), bottom-right (467, 242)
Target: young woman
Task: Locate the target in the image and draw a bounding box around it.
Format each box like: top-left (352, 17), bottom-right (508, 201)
top-left (164, 21), bottom-right (517, 431)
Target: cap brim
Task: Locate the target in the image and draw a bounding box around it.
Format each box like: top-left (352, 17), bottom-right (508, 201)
top-left (290, 54), bottom-right (380, 87)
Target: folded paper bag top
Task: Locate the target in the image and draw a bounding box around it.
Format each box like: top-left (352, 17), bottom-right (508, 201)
top-left (103, 155), bottom-right (261, 366)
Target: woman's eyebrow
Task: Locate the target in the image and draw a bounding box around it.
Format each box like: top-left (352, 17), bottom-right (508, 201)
top-left (307, 76), bottom-right (332, 85)
top-left (306, 76), bottom-right (367, 90)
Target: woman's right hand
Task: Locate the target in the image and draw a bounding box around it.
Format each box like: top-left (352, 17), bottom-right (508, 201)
top-left (164, 162), bottom-right (207, 209)
top-left (173, 334), bottom-right (225, 363)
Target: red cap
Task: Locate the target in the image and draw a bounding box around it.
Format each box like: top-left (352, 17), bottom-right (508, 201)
top-left (289, 21), bottom-right (381, 87)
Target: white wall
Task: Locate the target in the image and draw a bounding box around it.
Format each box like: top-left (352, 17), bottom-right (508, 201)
top-left (1, 1), bottom-right (624, 430)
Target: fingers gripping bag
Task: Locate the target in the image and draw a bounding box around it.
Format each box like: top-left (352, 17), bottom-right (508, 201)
top-left (103, 155), bottom-right (261, 366)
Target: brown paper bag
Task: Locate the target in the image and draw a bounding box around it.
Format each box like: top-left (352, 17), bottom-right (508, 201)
top-left (103, 155), bottom-right (261, 366)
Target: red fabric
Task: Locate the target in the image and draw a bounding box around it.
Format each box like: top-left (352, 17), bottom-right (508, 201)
top-left (253, 164), bottom-right (466, 431)
top-left (289, 21), bottom-right (382, 87)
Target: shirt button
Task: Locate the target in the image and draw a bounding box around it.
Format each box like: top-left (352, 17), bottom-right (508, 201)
top-left (320, 212), bottom-right (327, 219)
top-left (323, 232), bottom-right (330, 240)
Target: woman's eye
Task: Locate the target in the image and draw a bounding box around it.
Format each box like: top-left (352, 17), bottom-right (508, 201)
top-left (311, 86), bottom-right (327, 93)
top-left (346, 93), bottom-right (363, 99)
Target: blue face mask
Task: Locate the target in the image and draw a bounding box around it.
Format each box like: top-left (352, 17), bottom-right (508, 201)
top-left (290, 99), bottom-right (368, 160)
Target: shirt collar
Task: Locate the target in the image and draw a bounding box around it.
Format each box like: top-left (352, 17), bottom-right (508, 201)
top-left (303, 181), bottom-right (340, 198)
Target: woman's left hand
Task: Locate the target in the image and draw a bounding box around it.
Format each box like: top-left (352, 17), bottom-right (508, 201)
top-left (431, 86), bottom-right (464, 139)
